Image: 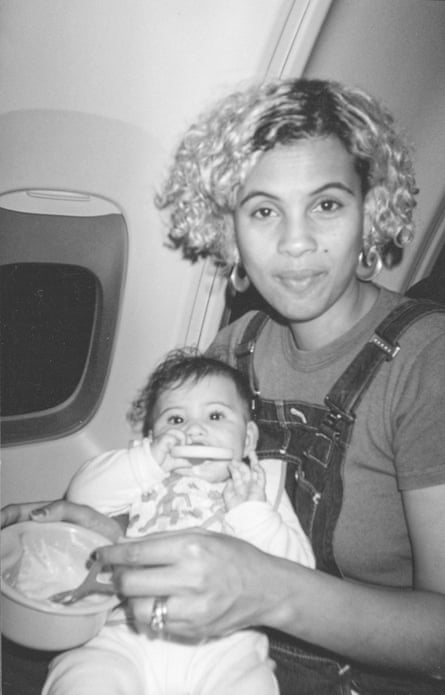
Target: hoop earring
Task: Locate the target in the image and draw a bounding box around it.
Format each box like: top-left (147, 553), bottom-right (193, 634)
top-left (356, 245), bottom-right (383, 282)
top-left (229, 264), bottom-right (250, 293)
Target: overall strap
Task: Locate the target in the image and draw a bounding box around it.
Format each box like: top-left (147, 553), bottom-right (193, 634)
top-left (232, 300), bottom-right (445, 422)
top-left (324, 299), bottom-right (445, 425)
top-left (234, 311), bottom-right (269, 407)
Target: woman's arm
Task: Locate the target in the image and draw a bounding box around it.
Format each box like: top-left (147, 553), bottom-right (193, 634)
top-left (95, 483), bottom-right (445, 678)
top-left (274, 480), bottom-right (445, 677)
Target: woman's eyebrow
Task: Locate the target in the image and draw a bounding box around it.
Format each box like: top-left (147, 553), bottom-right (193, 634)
top-left (239, 182), bottom-right (355, 207)
top-left (311, 182), bottom-right (355, 196)
top-left (238, 190), bottom-right (279, 206)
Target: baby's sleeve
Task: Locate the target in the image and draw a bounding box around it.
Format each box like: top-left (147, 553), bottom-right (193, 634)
top-left (224, 497), bottom-right (315, 568)
top-left (67, 448), bottom-right (138, 515)
top-left (67, 437), bottom-right (164, 517)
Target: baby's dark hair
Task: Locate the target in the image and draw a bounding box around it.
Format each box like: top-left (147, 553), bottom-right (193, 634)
top-left (127, 347), bottom-right (254, 437)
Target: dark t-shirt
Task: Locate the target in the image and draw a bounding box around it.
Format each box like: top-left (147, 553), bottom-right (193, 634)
top-left (208, 287), bottom-right (445, 587)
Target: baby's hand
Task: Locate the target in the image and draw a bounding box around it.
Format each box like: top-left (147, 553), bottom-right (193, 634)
top-left (223, 452), bottom-right (266, 510)
top-left (151, 430), bottom-right (188, 472)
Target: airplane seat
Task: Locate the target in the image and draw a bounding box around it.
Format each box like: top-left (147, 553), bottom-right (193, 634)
top-left (1, 638), bottom-right (55, 695)
top-left (405, 241), bottom-right (445, 305)
top-left (406, 273), bottom-right (445, 305)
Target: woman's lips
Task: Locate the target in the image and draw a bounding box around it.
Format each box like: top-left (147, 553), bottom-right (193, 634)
top-left (275, 268), bottom-right (326, 292)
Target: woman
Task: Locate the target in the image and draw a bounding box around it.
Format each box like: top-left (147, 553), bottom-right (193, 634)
top-left (3, 79), bottom-right (445, 694)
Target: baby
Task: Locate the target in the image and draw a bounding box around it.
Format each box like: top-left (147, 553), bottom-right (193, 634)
top-left (43, 349), bottom-right (314, 695)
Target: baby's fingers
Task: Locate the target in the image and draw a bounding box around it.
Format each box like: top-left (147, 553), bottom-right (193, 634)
top-left (228, 462), bottom-right (249, 494)
top-left (159, 429), bottom-right (187, 451)
top-left (251, 462), bottom-right (266, 489)
top-left (151, 430), bottom-right (187, 469)
top-left (229, 460), bottom-right (251, 479)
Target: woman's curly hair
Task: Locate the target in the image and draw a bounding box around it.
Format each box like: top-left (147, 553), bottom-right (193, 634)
top-left (156, 78), bottom-right (417, 269)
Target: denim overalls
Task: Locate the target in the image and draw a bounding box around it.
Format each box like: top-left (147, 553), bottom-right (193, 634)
top-left (234, 300), bottom-right (445, 695)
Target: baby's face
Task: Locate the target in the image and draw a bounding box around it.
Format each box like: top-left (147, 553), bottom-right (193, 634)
top-left (151, 374), bottom-right (257, 482)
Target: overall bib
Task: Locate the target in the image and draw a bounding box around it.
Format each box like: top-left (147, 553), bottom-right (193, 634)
top-left (234, 299), bottom-right (445, 695)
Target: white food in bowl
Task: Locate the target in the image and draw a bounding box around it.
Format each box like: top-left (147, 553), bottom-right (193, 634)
top-left (1, 521), bottom-right (118, 650)
top-left (7, 532), bottom-right (94, 602)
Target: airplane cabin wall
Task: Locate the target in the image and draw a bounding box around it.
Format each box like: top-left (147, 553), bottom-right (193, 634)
top-left (0, 0), bottom-right (327, 504)
top-left (301, 0), bottom-right (445, 291)
top-left (1, 0), bottom-right (444, 505)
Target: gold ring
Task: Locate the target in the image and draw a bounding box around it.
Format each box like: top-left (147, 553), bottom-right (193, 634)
top-left (150, 596), bottom-right (168, 633)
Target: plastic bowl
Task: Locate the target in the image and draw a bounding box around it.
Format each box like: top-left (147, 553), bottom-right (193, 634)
top-left (1, 521), bottom-right (118, 651)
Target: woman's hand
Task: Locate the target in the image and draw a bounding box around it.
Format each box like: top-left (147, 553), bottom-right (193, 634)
top-left (1, 500), bottom-right (124, 542)
top-left (96, 528), bottom-right (275, 641)
top-left (95, 519), bottom-right (445, 677)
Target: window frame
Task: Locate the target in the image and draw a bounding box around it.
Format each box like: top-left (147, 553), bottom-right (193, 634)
top-left (0, 206), bottom-right (127, 446)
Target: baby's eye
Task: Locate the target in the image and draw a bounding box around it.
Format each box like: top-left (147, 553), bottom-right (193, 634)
top-left (209, 411), bottom-right (225, 421)
top-left (167, 414), bottom-right (184, 425)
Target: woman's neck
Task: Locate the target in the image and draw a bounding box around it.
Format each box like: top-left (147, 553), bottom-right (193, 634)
top-left (288, 282), bottom-right (379, 351)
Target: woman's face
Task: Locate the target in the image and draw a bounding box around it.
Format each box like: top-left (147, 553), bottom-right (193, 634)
top-left (235, 136), bottom-right (369, 347)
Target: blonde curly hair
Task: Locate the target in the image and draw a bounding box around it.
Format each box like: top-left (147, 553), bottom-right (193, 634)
top-left (156, 78), bottom-right (417, 270)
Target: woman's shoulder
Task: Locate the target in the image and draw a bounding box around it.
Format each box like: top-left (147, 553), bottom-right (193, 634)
top-left (374, 289), bottom-right (445, 425)
top-left (374, 287), bottom-right (445, 345)
top-left (206, 310), bottom-right (269, 364)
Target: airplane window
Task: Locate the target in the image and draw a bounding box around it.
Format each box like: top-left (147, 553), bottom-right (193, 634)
top-left (1, 263), bottom-right (96, 416)
top-left (0, 205), bottom-right (127, 446)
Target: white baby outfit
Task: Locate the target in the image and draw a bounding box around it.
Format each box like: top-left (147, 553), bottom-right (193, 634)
top-left (43, 439), bottom-right (314, 695)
